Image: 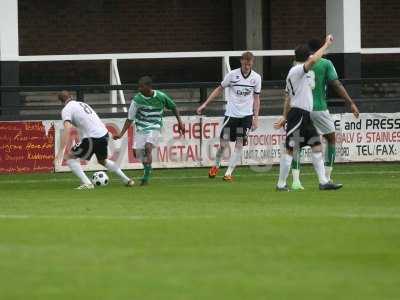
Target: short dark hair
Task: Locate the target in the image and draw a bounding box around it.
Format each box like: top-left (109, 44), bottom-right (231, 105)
top-left (58, 90), bottom-right (71, 103)
top-left (295, 44), bottom-right (311, 62)
top-left (241, 51), bottom-right (255, 61)
top-left (308, 38), bottom-right (322, 52)
top-left (138, 76), bottom-right (153, 86)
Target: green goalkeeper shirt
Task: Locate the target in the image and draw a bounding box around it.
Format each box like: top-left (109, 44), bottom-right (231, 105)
top-left (311, 58), bottom-right (338, 111)
top-left (128, 90), bottom-right (176, 132)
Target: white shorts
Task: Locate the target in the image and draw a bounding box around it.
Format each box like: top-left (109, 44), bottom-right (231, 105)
top-left (310, 110), bottom-right (335, 135)
top-left (133, 130), bottom-right (161, 149)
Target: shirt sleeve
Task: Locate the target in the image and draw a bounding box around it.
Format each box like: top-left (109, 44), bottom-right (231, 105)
top-left (293, 64), bottom-right (307, 78)
top-left (163, 92), bottom-right (176, 110)
top-left (220, 72), bottom-right (232, 88)
top-left (128, 100), bottom-right (138, 121)
top-left (326, 60), bottom-right (339, 81)
top-left (288, 64), bottom-right (307, 87)
top-left (61, 104), bottom-right (73, 123)
top-left (285, 64), bottom-right (305, 96)
top-left (254, 75), bottom-right (262, 94)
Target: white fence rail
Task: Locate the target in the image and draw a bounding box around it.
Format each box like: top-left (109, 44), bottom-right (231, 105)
top-left (1, 48), bottom-right (399, 112)
top-left (8, 50), bottom-right (294, 112)
top-left (361, 48), bottom-right (400, 54)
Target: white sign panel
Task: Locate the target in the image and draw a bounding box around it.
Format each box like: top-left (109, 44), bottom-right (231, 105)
top-left (51, 113), bottom-right (400, 172)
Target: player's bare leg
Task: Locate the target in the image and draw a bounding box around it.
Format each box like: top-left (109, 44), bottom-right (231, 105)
top-left (209, 138), bottom-right (228, 178)
top-left (65, 153), bottom-right (94, 189)
top-left (323, 132), bottom-right (336, 182)
top-left (98, 159), bottom-right (134, 186)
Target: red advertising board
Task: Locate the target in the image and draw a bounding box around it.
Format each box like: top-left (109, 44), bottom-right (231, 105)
top-left (0, 122), bottom-right (55, 174)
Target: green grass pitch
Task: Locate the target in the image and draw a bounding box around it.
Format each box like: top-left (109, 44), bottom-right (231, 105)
top-left (0, 163), bottom-right (399, 300)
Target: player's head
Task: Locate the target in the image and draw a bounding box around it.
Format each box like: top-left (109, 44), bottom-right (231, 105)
top-left (138, 76), bottom-right (153, 96)
top-left (294, 44), bottom-right (311, 63)
top-left (240, 51), bottom-right (255, 73)
top-left (58, 90), bottom-right (72, 105)
top-left (307, 38), bottom-right (323, 54)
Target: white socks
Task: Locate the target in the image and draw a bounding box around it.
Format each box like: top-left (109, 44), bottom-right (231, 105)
top-left (325, 166), bottom-right (333, 182)
top-left (225, 146), bottom-right (242, 176)
top-left (67, 159), bottom-right (130, 186)
top-left (105, 159), bottom-right (130, 184)
top-left (215, 146), bottom-right (224, 167)
top-left (278, 154), bottom-right (293, 188)
top-left (292, 169), bottom-right (300, 183)
top-left (311, 152), bottom-right (328, 185)
top-left (67, 159), bottom-right (92, 185)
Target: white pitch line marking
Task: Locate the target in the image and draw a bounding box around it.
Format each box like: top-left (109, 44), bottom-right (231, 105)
top-left (0, 170), bottom-right (399, 185)
top-left (0, 213), bottom-right (400, 221)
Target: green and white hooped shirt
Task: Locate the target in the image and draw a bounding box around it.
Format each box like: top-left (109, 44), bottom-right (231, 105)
top-left (128, 90), bottom-right (176, 132)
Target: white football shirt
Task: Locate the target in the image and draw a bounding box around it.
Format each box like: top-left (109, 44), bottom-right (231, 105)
top-left (221, 68), bottom-right (262, 117)
top-left (61, 100), bottom-right (108, 138)
top-left (285, 64), bottom-right (315, 112)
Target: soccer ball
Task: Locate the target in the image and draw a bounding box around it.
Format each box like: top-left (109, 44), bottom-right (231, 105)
top-left (92, 171), bottom-right (109, 186)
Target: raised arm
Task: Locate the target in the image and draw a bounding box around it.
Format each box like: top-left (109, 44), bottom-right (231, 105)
top-left (304, 34), bottom-right (334, 72)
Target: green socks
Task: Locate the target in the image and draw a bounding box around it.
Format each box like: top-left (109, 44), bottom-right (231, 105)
top-left (143, 164), bottom-right (152, 182)
top-left (325, 144), bottom-right (336, 167)
top-left (291, 150), bottom-right (301, 170)
top-left (291, 158), bottom-right (300, 170)
top-left (289, 144), bottom-right (336, 183)
top-left (291, 151), bottom-right (301, 184)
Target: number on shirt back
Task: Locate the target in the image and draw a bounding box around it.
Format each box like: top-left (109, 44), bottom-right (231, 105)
top-left (79, 102), bottom-right (93, 114)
